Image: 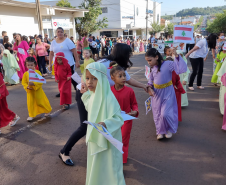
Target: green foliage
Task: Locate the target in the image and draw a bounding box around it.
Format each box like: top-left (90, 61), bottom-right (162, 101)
top-left (194, 16), bottom-right (203, 30)
top-left (56, 0), bottom-right (108, 36)
top-left (75, 0), bottom-right (108, 36)
top-left (206, 10), bottom-right (226, 33)
top-left (56, 0), bottom-right (74, 8)
top-left (161, 15), bottom-right (174, 20)
top-left (164, 23), bottom-right (174, 35)
top-left (149, 22), bottom-right (164, 35)
top-left (176, 6), bottom-right (226, 17)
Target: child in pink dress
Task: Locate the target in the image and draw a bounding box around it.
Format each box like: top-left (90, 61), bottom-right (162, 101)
top-left (139, 40), bottom-right (144, 52)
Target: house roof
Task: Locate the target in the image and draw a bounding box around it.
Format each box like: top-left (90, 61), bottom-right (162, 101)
top-left (0, 0), bottom-right (88, 12)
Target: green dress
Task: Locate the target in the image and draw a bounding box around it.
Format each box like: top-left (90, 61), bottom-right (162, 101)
top-left (217, 58), bottom-right (226, 115)
top-left (81, 62), bottom-right (125, 185)
top-left (1, 49), bottom-right (20, 84)
top-left (211, 52), bottom-right (226, 83)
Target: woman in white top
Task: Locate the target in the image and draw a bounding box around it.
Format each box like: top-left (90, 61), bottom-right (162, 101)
top-left (185, 38), bottom-right (209, 90)
top-left (49, 27), bottom-right (80, 95)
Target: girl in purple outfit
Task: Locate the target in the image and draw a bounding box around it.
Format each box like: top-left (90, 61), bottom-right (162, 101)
top-left (145, 48), bottom-right (187, 140)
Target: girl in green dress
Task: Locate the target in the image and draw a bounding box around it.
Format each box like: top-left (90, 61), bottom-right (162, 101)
top-left (81, 62), bottom-right (125, 185)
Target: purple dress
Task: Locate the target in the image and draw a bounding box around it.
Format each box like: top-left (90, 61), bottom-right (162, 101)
top-left (148, 56), bottom-right (187, 135)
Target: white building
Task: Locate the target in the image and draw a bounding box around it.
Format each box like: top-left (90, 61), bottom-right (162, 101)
top-left (172, 16), bottom-right (197, 25)
top-left (41, 0), bottom-right (161, 39)
top-left (0, 0), bottom-right (88, 41)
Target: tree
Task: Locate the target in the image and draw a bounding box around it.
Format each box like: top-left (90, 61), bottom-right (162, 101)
top-left (57, 0), bottom-right (108, 36)
top-left (149, 22), bottom-right (164, 35)
top-left (56, 0), bottom-right (74, 8)
top-left (164, 23), bottom-right (174, 35)
top-left (206, 10), bottom-right (226, 33)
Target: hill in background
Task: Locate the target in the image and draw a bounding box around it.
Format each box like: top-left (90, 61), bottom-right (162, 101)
top-left (162, 5), bottom-right (226, 20)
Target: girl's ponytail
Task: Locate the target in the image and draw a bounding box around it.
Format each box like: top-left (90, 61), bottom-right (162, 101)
top-left (145, 48), bottom-right (163, 72)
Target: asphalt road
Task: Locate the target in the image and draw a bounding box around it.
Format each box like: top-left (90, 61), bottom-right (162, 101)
top-left (0, 53), bottom-right (225, 185)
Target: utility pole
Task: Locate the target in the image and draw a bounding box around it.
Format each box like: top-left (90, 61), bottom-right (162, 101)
top-left (146, 0), bottom-right (148, 40)
top-left (36, 0), bottom-right (43, 35)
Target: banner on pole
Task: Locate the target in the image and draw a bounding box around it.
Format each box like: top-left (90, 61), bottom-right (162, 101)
top-left (173, 25), bottom-right (194, 43)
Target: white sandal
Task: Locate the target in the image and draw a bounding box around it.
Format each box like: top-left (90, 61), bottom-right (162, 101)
top-left (188, 87), bottom-right (194, 91)
top-left (9, 115), bottom-right (20, 127)
top-left (197, 86), bottom-right (205, 89)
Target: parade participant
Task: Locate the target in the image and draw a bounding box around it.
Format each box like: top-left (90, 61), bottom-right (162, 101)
top-left (164, 47), bottom-right (186, 122)
top-left (80, 49), bottom-right (95, 74)
top-left (76, 36), bottom-right (82, 61)
top-left (207, 33), bottom-right (218, 74)
top-left (3, 36), bottom-right (13, 54)
top-left (83, 37), bottom-right (90, 50)
top-left (0, 44), bottom-right (4, 60)
top-left (22, 57), bottom-right (52, 121)
top-left (49, 27), bottom-right (80, 97)
top-left (59, 43), bottom-right (147, 165)
top-left (54, 52), bottom-right (72, 110)
top-left (146, 48), bottom-right (187, 140)
top-left (211, 43), bottom-right (226, 84)
top-left (1, 50), bottom-right (20, 85)
top-left (217, 58), bottom-right (226, 115)
top-left (221, 73), bottom-right (226, 130)
top-left (35, 35), bottom-right (50, 76)
top-left (177, 50), bottom-right (190, 107)
top-left (110, 62), bottom-right (139, 163)
top-left (0, 71), bottom-right (20, 134)
top-left (81, 62), bottom-right (125, 185)
top-left (28, 48), bottom-right (39, 71)
top-left (185, 38), bottom-right (209, 91)
top-left (139, 39), bottom-right (144, 52)
top-left (13, 33), bottom-right (29, 80)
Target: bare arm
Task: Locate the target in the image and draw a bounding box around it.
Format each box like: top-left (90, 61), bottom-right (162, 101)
top-left (126, 78), bottom-right (148, 92)
top-left (212, 49), bottom-right (215, 59)
top-left (185, 46), bottom-right (199, 58)
top-left (49, 51), bottom-right (54, 70)
top-left (71, 48), bottom-right (80, 68)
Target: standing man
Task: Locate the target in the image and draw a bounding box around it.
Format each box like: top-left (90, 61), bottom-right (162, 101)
top-left (45, 34), bottom-right (51, 44)
top-left (0, 31), bottom-right (7, 44)
top-left (96, 36), bottom-right (101, 58)
top-left (11, 33), bottom-right (17, 45)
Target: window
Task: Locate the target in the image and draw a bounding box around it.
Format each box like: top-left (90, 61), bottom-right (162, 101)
top-left (48, 29), bottom-right (54, 39)
top-left (42, 16), bottom-right (51, 22)
top-left (123, 30), bottom-right (133, 35)
top-left (101, 7), bottom-right (108, 13)
top-left (100, 31), bottom-right (118, 38)
top-left (43, 29), bottom-right (48, 35)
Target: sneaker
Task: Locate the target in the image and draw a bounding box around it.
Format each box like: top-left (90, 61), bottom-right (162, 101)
top-left (55, 93), bottom-right (60, 97)
top-left (165, 131), bottom-right (173, 139)
top-left (27, 117), bottom-right (33, 121)
top-left (157, 134), bottom-right (164, 140)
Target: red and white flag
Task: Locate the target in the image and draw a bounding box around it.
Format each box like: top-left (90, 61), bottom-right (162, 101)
top-left (29, 69), bottom-right (46, 84)
top-left (173, 25), bottom-right (194, 43)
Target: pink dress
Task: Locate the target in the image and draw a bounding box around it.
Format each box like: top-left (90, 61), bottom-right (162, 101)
top-left (13, 41), bottom-right (29, 79)
top-left (222, 73), bottom-right (226, 130)
top-left (139, 42), bottom-right (144, 52)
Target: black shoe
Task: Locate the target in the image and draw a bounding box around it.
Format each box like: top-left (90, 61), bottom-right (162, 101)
top-left (59, 152), bottom-right (74, 166)
top-left (56, 93), bottom-right (60, 97)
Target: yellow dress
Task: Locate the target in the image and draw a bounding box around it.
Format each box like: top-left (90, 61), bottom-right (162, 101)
top-left (22, 70), bottom-right (52, 117)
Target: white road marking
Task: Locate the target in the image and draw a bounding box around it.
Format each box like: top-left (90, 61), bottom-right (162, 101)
top-left (129, 69), bottom-right (145, 76)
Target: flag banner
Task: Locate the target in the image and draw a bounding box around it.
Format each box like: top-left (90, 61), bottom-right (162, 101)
top-left (145, 65), bottom-right (151, 80)
top-left (223, 42), bottom-right (226, 50)
top-left (173, 25), bottom-right (194, 43)
top-left (11, 72), bottom-right (20, 83)
top-left (83, 121), bottom-right (124, 154)
top-left (71, 72), bottom-right (81, 83)
top-left (121, 111), bottom-right (137, 121)
top-left (145, 97), bottom-right (152, 115)
top-left (28, 69), bottom-right (46, 84)
top-left (152, 43), bottom-right (186, 53)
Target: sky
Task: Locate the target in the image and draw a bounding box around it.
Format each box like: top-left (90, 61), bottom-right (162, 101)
top-left (17, 0), bottom-right (226, 15)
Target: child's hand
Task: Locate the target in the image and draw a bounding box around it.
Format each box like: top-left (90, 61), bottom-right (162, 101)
top-left (216, 58), bottom-right (220, 62)
top-left (29, 82), bottom-right (34, 86)
top-left (148, 87), bottom-right (155, 96)
top-left (182, 81), bottom-right (187, 85)
top-left (172, 47), bottom-right (178, 57)
top-left (128, 111), bottom-right (138, 117)
top-left (80, 83), bottom-right (88, 93)
top-left (98, 122), bottom-right (107, 128)
top-left (27, 86), bottom-right (32, 90)
top-left (55, 80), bottom-right (59, 83)
top-left (67, 77), bottom-right (71, 81)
